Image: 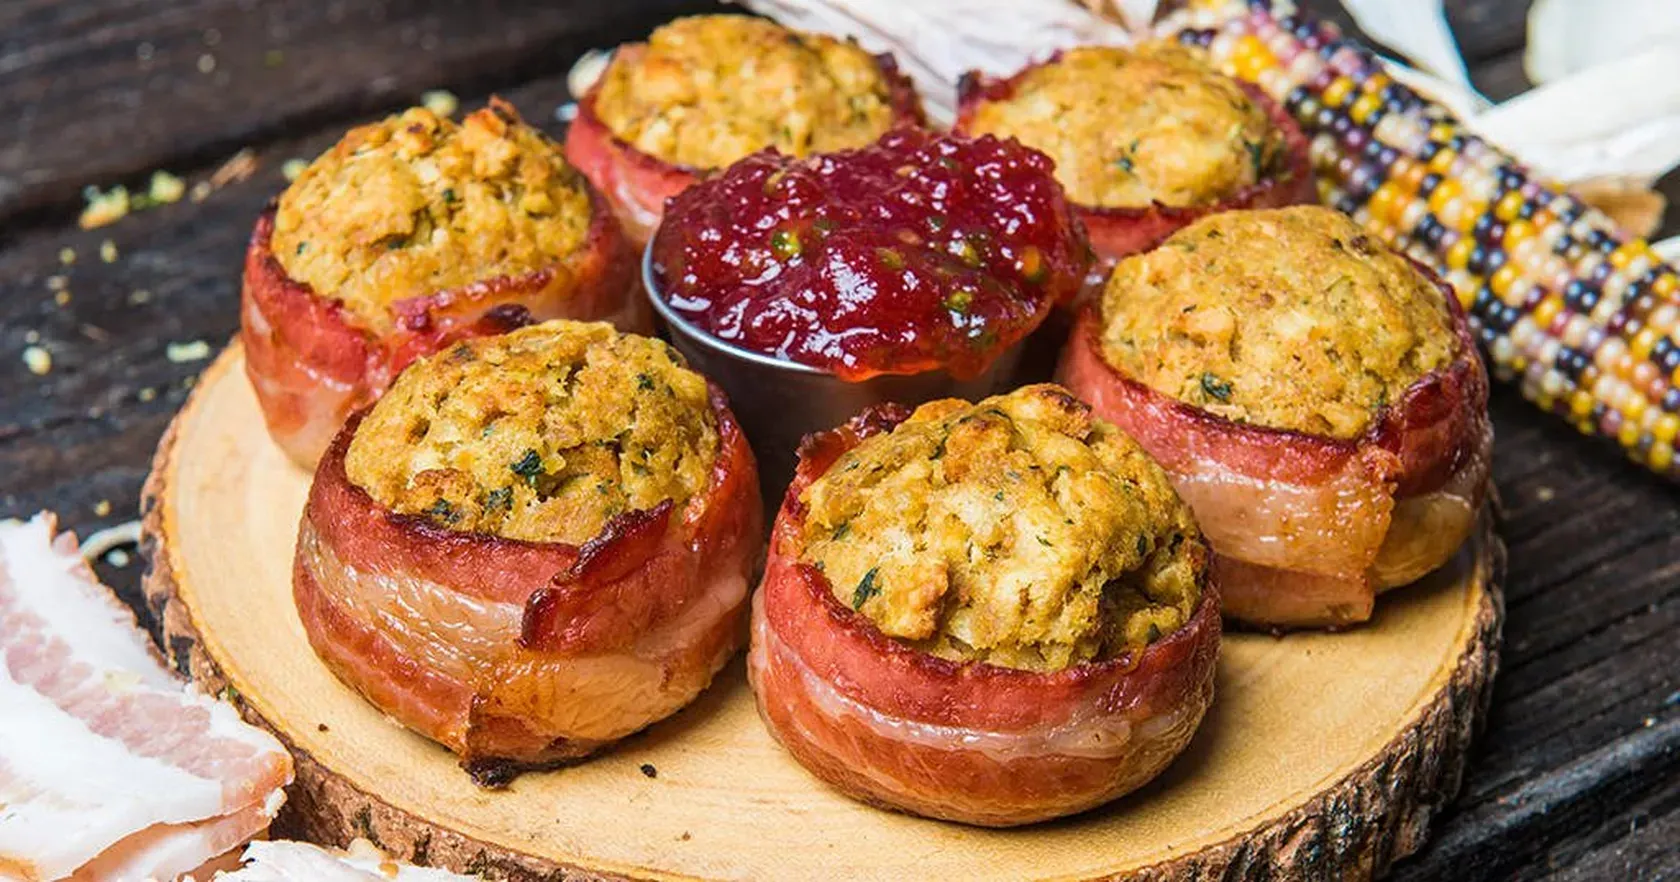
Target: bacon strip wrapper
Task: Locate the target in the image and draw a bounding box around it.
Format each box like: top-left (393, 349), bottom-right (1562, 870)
top-left (240, 186), bottom-right (641, 470)
top-left (293, 387), bottom-right (762, 772)
top-left (565, 49), bottom-right (927, 245)
top-left (0, 515), bottom-right (292, 882)
top-left (954, 63), bottom-right (1316, 271)
top-left (746, 410), bottom-right (1220, 827)
top-left (1056, 273), bottom-right (1491, 628)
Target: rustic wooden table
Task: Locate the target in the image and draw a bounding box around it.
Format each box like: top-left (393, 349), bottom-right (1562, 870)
top-left (1, 2), bottom-right (1674, 879)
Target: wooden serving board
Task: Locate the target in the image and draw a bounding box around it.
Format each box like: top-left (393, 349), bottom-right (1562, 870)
top-left (142, 344), bottom-right (1504, 881)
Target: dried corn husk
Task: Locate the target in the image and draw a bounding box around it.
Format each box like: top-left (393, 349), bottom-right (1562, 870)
top-left (735, 0), bottom-right (1131, 123)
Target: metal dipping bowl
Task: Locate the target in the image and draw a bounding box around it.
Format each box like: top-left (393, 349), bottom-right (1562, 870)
top-left (642, 244), bottom-right (1024, 505)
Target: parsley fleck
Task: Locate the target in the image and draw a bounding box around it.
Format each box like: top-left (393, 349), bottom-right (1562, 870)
top-left (295, 241), bottom-right (308, 255)
top-left (771, 229), bottom-right (802, 260)
top-left (1146, 623), bottom-right (1162, 643)
top-left (509, 449), bottom-right (544, 485)
top-left (1136, 534), bottom-right (1149, 557)
top-left (636, 372), bottom-right (655, 391)
top-left (425, 498), bottom-right (460, 524)
top-left (852, 568), bottom-right (881, 609)
top-left (832, 521), bottom-right (851, 541)
top-left (877, 247), bottom-right (905, 271)
top-left (1114, 139), bottom-right (1139, 174)
top-left (1242, 136), bottom-right (1267, 176)
top-left (484, 487), bottom-right (513, 511)
top-left (944, 287), bottom-right (974, 315)
top-left (1037, 535), bottom-right (1053, 548)
top-left (993, 490), bottom-right (1005, 501)
top-left (930, 437), bottom-right (947, 460)
top-left (442, 187), bottom-right (458, 203)
top-left (1200, 372), bottom-right (1233, 402)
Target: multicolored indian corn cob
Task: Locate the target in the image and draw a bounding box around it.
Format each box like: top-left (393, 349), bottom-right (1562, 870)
top-left (1149, 0), bottom-right (1680, 479)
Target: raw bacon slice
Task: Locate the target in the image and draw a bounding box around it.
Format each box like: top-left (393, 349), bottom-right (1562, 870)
top-left (0, 514), bottom-right (292, 882)
top-left (221, 839), bottom-right (476, 881)
top-left (1057, 294), bottom-right (1492, 628)
top-left (747, 411), bottom-right (1221, 827)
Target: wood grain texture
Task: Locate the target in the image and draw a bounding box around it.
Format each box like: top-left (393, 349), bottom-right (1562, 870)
top-left (0, 0), bottom-right (721, 227)
top-left (139, 346), bottom-right (1506, 880)
top-left (0, 1), bottom-right (1675, 879)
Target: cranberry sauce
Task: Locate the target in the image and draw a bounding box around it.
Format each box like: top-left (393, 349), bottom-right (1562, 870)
top-left (650, 128), bottom-right (1090, 381)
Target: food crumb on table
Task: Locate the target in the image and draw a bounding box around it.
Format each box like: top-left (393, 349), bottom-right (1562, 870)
top-left (93, 499), bottom-right (111, 517)
top-left (99, 240), bottom-right (118, 263)
top-left (22, 346), bottom-right (51, 375)
top-left (58, 247), bottom-right (75, 265)
top-left (421, 89), bottom-right (459, 117)
top-left (166, 340), bottom-right (212, 363)
top-left (640, 763), bottom-right (657, 779)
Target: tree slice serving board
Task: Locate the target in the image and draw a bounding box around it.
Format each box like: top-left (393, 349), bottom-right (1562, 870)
top-left (142, 344), bottom-right (1504, 881)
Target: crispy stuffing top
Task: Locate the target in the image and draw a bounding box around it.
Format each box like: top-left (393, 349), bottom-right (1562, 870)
top-left (273, 100), bottom-right (593, 333)
top-left (345, 321), bottom-right (718, 545)
top-left (592, 14), bottom-right (900, 170)
top-left (798, 385), bottom-right (1205, 672)
top-left (964, 43), bottom-right (1286, 209)
top-left (1099, 206), bottom-right (1457, 439)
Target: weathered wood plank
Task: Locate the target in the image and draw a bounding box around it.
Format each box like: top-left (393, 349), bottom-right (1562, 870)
top-left (0, 0), bottom-right (719, 226)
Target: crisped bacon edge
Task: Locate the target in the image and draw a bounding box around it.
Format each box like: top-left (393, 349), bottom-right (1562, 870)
top-left (749, 412), bottom-right (1219, 824)
top-left (305, 385), bottom-right (758, 652)
top-left (954, 63), bottom-right (1316, 268)
top-left (762, 408), bottom-right (1219, 732)
top-left (294, 386), bottom-right (762, 767)
top-left (239, 183), bottom-right (639, 469)
top-left (565, 49), bottom-right (927, 245)
top-left (1055, 272), bottom-right (1492, 626)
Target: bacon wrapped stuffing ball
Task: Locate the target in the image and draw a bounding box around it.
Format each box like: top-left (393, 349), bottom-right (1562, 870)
top-left (242, 99), bottom-right (639, 468)
top-left (293, 321), bottom-right (760, 778)
top-left (956, 43), bottom-right (1314, 270)
top-left (566, 14), bottom-right (925, 243)
top-left (749, 385), bottom-right (1220, 826)
top-left (1059, 206), bottom-right (1491, 628)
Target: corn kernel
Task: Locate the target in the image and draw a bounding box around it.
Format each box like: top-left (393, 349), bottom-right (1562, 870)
top-left (1232, 36), bottom-right (1276, 81)
top-left (1651, 441), bottom-right (1675, 472)
top-left (1368, 182), bottom-right (1399, 224)
top-left (1446, 236), bottom-right (1473, 271)
top-left (1570, 389), bottom-right (1595, 417)
top-left (1490, 264), bottom-right (1519, 300)
top-left (1655, 413), bottom-right (1680, 445)
top-left (1322, 75), bottom-right (1353, 108)
top-left (1631, 326), bottom-right (1659, 360)
top-left (1532, 294), bottom-right (1563, 331)
top-left (1503, 219), bottom-right (1536, 252)
top-left (1609, 244), bottom-right (1639, 271)
top-left (1619, 419), bottom-right (1642, 447)
top-left (1349, 92), bottom-right (1381, 124)
top-left (1427, 148), bottom-right (1457, 175)
top-left (1493, 191), bottom-right (1524, 223)
top-left (1653, 273), bottom-right (1678, 298)
top-left (1428, 178), bottom-right (1462, 215)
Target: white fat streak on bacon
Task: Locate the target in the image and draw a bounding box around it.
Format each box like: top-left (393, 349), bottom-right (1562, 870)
top-left (224, 840), bottom-right (480, 880)
top-left (67, 803), bottom-right (270, 882)
top-left (0, 514), bottom-right (292, 881)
